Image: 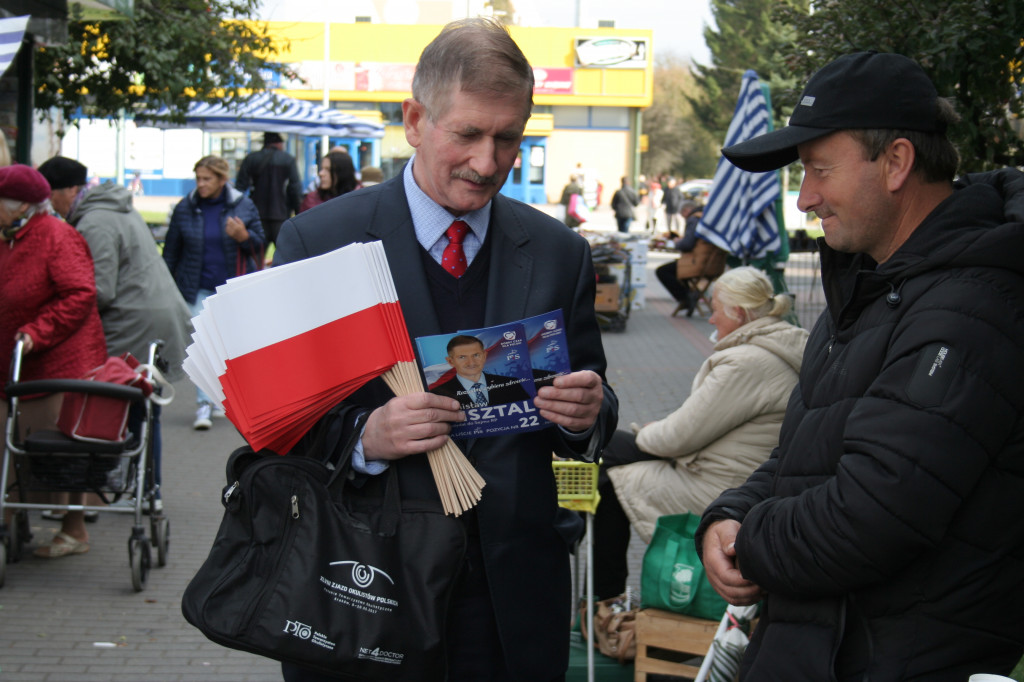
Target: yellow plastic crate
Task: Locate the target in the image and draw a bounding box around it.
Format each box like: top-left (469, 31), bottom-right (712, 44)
top-left (552, 460), bottom-right (600, 514)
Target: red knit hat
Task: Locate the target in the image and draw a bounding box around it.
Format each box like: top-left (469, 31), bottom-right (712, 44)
top-left (0, 164), bottom-right (52, 204)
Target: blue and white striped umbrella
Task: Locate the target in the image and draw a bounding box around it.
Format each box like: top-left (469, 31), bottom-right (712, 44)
top-left (0, 15), bottom-right (29, 78)
top-left (135, 93), bottom-right (385, 139)
top-left (696, 70), bottom-right (782, 260)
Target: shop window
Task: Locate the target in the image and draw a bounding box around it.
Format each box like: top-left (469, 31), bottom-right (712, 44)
top-left (590, 107), bottom-right (629, 129)
top-left (553, 106), bottom-right (590, 128)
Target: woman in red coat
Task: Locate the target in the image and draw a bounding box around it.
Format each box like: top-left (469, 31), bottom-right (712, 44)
top-left (0, 164), bottom-right (107, 558)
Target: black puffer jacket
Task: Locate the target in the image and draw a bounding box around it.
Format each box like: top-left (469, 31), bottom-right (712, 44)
top-left (698, 169), bottom-right (1024, 681)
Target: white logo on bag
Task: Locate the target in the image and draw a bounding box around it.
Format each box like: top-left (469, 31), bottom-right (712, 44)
top-left (358, 645), bottom-right (405, 665)
top-left (669, 563), bottom-right (695, 605)
top-left (329, 560), bottom-right (394, 588)
top-left (283, 620), bottom-right (312, 640)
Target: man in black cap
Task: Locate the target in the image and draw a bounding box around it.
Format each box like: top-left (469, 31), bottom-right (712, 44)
top-left (696, 52), bottom-right (1024, 680)
top-left (235, 131), bottom-right (302, 246)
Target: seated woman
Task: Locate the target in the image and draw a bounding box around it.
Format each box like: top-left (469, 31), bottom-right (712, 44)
top-left (592, 266), bottom-right (808, 599)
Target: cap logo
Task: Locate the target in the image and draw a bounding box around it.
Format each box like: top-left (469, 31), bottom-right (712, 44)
top-left (800, 95), bottom-right (816, 107)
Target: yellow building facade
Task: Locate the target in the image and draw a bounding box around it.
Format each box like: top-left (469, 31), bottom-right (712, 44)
top-left (267, 21), bottom-right (653, 205)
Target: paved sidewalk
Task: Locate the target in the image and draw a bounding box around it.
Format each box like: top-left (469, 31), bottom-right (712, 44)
top-left (0, 204), bottom-right (715, 680)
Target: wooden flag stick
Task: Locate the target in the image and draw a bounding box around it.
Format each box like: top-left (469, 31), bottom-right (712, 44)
top-left (382, 361), bottom-right (485, 516)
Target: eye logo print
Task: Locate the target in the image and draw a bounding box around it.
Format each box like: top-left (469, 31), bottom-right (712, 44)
top-left (503, 331), bottom-right (517, 340)
top-left (329, 561), bottom-right (395, 588)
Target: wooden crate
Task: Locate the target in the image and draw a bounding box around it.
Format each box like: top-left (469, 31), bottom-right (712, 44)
top-left (634, 608), bottom-right (719, 681)
top-left (595, 283), bottom-right (621, 312)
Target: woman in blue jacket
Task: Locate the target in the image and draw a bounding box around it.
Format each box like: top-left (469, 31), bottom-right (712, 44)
top-left (163, 155), bottom-right (264, 430)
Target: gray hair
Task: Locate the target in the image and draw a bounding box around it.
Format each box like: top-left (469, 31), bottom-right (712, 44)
top-left (1, 197), bottom-right (50, 221)
top-left (412, 17), bottom-right (534, 122)
top-left (714, 266), bottom-right (792, 322)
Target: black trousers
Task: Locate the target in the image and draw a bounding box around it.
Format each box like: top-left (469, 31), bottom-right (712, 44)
top-left (592, 429), bottom-right (660, 600)
top-left (654, 261), bottom-right (696, 310)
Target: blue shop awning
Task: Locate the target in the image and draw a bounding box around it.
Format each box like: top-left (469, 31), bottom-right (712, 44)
top-left (135, 93), bottom-right (385, 139)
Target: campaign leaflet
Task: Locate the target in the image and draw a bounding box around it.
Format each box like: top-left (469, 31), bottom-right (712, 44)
top-left (415, 309), bottom-right (571, 438)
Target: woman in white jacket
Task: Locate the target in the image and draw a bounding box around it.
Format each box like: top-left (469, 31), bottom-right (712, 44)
top-left (593, 266), bottom-right (808, 599)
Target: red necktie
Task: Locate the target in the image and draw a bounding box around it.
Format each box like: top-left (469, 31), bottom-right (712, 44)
top-left (442, 220), bottom-right (470, 278)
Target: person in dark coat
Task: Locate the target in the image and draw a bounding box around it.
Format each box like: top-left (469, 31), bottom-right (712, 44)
top-left (273, 18), bottom-right (617, 682)
top-left (610, 176), bottom-right (639, 233)
top-left (235, 131), bottom-right (301, 245)
top-left (697, 52), bottom-right (1024, 681)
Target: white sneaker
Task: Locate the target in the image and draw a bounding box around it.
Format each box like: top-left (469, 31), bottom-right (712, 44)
top-left (211, 406), bottom-right (226, 419)
top-left (193, 404), bottom-right (213, 430)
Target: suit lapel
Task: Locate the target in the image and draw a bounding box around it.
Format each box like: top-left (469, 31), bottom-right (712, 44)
top-left (365, 181), bottom-right (442, 347)
top-left (484, 196), bottom-right (533, 326)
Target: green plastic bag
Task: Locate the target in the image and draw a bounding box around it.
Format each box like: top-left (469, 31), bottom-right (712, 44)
top-left (640, 513), bottom-right (728, 621)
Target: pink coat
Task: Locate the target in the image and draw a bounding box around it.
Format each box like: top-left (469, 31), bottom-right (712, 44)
top-left (0, 212), bottom-right (107, 398)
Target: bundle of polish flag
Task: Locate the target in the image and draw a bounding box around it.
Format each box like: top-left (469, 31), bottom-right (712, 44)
top-left (183, 241), bottom-right (485, 515)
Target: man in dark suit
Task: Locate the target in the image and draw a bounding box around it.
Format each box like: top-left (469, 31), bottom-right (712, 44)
top-left (274, 18), bottom-right (618, 682)
top-left (432, 334), bottom-right (532, 408)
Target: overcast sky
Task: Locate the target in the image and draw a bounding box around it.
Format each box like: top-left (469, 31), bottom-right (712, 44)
top-left (257, 0), bottom-right (715, 65)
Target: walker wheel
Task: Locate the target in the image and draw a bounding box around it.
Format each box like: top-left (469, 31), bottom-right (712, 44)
top-left (129, 537), bottom-right (152, 592)
top-left (153, 517), bottom-right (170, 567)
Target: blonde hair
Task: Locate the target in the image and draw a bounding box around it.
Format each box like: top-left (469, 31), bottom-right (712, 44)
top-left (714, 266), bottom-right (792, 322)
top-left (194, 155), bottom-right (230, 181)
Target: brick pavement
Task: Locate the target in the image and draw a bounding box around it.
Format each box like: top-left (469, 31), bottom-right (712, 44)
top-left (0, 205), bottom-right (716, 681)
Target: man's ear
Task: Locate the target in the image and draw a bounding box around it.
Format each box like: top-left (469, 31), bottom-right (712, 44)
top-left (403, 98), bottom-right (424, 148)
top-left (884, 138), bottom-right (916, 192)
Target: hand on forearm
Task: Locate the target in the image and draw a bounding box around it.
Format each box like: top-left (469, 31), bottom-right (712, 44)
top-left (361, 392), bottom-right (464, 461)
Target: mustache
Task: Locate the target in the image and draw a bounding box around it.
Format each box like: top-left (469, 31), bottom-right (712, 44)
top-left (451, 170), bottom-right (498, 185)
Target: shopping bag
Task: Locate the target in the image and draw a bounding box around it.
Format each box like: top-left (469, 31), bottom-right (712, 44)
top-left (580, 594), bottom-right (637, 663)
top-left (57, 354), bottom-right (154, 443)
top-left (181, 411), bottom-right (467, 681)
top-left (640, 513), bottom-right (728, 621)
top-left (568, 193), bottom-right (590, 224)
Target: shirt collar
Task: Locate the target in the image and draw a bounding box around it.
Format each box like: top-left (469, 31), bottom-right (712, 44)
top-left (403, 155), bottom-right (490, 250)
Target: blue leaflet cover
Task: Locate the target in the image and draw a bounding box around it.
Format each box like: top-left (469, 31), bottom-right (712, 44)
top-left (416, 309), bottom-right (571, 438)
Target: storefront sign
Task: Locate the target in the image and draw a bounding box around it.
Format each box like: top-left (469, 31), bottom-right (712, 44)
top-left (574, 38), bottom-right (648, 69)
top-left (533, 68), bottom-right (574, 95)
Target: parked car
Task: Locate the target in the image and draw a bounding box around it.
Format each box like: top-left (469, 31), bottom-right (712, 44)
top-left (678, 178), bottom-right (713, 205)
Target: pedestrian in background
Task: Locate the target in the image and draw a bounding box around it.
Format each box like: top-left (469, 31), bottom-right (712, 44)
top-left (234, 131), bottom-right (301, 246)
top-left (610, 175), bottom-right (639, 233)
top-left (0, 164), bottom-right (107, 558)
top-left (39, 156), bottom-right (193, 513)
top-left (163, 155), bottom-right (264, 431)
top-left (559, 173), bottom-right (584, 228)
top-left (661, 176), bottom-right (684, 237)
top-left (299, 150), bottom-right (358, 213)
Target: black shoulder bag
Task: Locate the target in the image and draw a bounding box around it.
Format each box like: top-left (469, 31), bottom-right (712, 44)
top-left (181, 412), bottom-right (467, 680)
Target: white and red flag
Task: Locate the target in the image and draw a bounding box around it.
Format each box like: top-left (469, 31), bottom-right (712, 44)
top-left (183, 241), bottom-right (482, 514)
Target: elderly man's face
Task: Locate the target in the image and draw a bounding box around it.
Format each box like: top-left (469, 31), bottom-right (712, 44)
top-left (403, 88), bottom-right (527, 216)
top-left (50, 186), bottom-right (80, 219)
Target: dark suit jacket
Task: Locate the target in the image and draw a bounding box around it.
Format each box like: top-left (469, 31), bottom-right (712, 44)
top-left (274, 174), bottom-right (618, 680)
top-left (433, 371), bottom-right (532, 408)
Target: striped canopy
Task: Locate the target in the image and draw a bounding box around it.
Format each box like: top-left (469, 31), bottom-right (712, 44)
top-left (0, 15), bottom-right (29, 78)
top-left (135, 93), bottom-right (385, 139)
top-left (696, 70), bottom-right (782, 260)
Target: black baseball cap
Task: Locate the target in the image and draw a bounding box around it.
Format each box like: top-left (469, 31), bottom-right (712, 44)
top-left (722, 52), bottom-right (945, 173)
